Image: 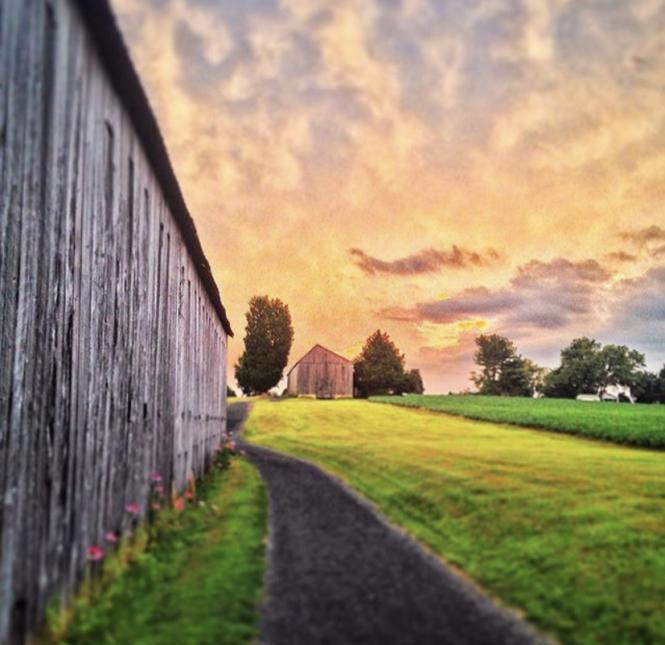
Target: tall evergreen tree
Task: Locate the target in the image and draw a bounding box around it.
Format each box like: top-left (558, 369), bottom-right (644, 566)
top-left (354, 330), bottom-right (407, 397)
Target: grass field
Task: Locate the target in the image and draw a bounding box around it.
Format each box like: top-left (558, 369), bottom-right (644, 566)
top-left (371, 395), bottom-right (665, 448)
top-left (245, 399), bottom-right (665, 645)
top-left (61, 459), bottom-right (267, 645)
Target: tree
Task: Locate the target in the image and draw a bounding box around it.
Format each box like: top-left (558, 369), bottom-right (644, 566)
top-left (402, 369), bottom-right (425, 395)
top-left (354, 330), bottom-right (408, 397)
top-left (472, 334), bottom-right (517, 394)
top-left (544, 338), bottom-right (649, 399)
top-left (600, 344), bottom-right (646, 389)
top-left (497, 356), bottom-right (542, 397)
top-left (471, 334), bottom-right (544, 397)
top-left (543, 337), bottom-right (604, 398)
top-left (634, 365), bottom-right (665, 403)
top-left (235, 296), bottom-right (294, 395)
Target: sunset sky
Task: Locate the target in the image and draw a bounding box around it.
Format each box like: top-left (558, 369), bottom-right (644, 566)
top-left (112, 0), bottom-right (665, 392)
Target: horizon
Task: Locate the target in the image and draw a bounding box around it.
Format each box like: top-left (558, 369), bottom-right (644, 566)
top-left (112, 0), bottom-right (665, 393)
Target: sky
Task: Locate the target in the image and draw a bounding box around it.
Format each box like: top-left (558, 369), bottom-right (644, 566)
top-left (112, 0), bottom-right (665, 393)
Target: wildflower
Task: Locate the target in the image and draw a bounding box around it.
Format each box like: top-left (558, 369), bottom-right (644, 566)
top-left (173, 497), bottom-right (185, 511)
top-left (104, 531), bottom-right (118, 544)
top-left (153, 484), bottom-right (164, 496)
top-left (151, 502), bottom-right (161, 511)
top-left (125, 503), bottom-right (140, 516)
top-left (184, 490), bottom-right (193, 500)
top-left (87, 545), bottom-right (104, 561)
top-left (149, 472), bottom-right (162, 483)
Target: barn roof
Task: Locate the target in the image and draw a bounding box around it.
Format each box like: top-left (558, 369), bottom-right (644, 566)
top-left (73, 0), bottom-right (233, 337)
top-left (287, 344), bottom-right (354, 375)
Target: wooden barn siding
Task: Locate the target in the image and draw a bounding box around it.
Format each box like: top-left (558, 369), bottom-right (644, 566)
top-left (0, 1), bottom-right (228, 641)
top-left (288, 347), bottom-right (353, 397)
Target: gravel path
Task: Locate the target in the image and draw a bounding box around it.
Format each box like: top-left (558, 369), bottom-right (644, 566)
top-left (229, 404), bottom-right (545, 645)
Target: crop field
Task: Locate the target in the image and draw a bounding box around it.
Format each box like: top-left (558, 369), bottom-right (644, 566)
top-left (245, 399), bottom-right (665, 645)
top-left (371, 395), bottom-right (665, 448)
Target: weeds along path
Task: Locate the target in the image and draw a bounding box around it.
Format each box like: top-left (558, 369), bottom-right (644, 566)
top-left (61, 458), bottom-right (267, 645)
top-left (233, 411), bottom-right (543, 645)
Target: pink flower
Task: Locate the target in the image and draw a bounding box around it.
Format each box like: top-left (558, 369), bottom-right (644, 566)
top-left (173, 497), bottom-right (185, 511)
top-left (153, 484), bottom-right (164, 496)
top-left (149, 472), bottom-right (162, 483)
top-left (87, 545), bottom-right (104, 561)
top-left (125, 503), bottom-right (140, 516)
top-left (184, 490), bottom-right (194, 500)
top-left (151, 502), bottom-right (161, 511)
top-left (104, 531), bottom-right (118, 544)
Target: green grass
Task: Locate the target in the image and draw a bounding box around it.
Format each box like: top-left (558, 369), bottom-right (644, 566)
top-left (371, 395), bottom-right (665, 448)
top-left (61, 459), bottom-right (267, 645)
top-left (245, 399), bottom-right (665, 645)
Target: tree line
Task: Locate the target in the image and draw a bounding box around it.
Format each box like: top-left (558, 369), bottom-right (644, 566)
top-left (472, 334), bottom-right (665, 402)
top-left (229, 295), bottom-right (663, 403)
top-left (232, 296), bottom-right (423, 397)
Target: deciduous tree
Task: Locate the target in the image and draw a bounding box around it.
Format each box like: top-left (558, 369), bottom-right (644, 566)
top-left (235, 296), bottom-right (294, 395)
top-left (545, 338), bottom-right (648, 399)
top-left (600, 344), bottom-right (646, 388)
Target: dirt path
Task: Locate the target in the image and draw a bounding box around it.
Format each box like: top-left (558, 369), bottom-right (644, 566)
top-left (229, 404), bottom-right (544, 645)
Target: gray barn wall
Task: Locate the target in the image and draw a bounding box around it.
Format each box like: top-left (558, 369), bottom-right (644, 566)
top-left (0, 0), bottom-right (232, 641)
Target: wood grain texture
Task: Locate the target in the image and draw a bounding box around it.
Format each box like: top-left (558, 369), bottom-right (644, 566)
top-left (287, 345), bottom-right (354, 398)
top-left (0, 1), bottom-right (229, 641)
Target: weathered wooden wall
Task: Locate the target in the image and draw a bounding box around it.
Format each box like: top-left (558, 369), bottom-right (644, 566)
top-left (0, 0), bottom-right (232, 641)
top-left (287, 345), bottom-right (354, 398)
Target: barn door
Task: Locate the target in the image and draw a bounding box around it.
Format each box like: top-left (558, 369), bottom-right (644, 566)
top-left (316, 362), bottom-right (333, 399)
top-left (316, 377), bottom-right (333, 399)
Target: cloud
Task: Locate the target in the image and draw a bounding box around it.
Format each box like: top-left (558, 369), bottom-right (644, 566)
top-left (109, 0), bottom-right (665, 392)
top-left (510, 258), bottom-right (612, 288)
top-left (605, 251), bottom-right (638, 263)
top-left (386, 257), bottom-right (614, 332)
top-left (614, 266), bottom-right (665, 322)
top-left (620, 225), bottom-right (665, 248)
top-left (349, 246), bottom-right (500, 276)
top-left (414, 287), bottom-right (518, 323)
top-left (605, 266), bottom-right (665, 367)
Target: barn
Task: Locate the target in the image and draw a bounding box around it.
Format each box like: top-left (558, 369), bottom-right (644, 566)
top-left (0, 0), bottom-right (232, 640)
top-left (287, 345), bottom-right (354, 398)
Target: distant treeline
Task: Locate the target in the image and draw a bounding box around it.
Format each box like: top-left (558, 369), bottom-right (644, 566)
top-left (471, 334), bottom-right (665, 402)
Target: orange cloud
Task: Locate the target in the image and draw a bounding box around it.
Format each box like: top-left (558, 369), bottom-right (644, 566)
top-left (111, 0), bottom-right (665, 391)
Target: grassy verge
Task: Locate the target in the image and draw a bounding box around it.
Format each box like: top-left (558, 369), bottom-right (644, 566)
top-left (245, 399), bottom-right (665, 645)
top-left (371, 394), bottom-right (665, 448)
top-left (54, 459), bottom-right (267, 645)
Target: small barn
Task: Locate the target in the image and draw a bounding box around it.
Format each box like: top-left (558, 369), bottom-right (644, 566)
top-left (287, 345), bottom-right (354, 398)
